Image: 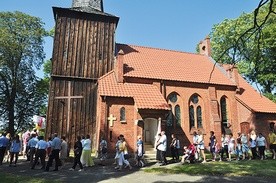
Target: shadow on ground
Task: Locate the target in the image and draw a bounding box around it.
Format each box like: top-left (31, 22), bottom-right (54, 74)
top-left (0, 157), bottom-right (275, 183)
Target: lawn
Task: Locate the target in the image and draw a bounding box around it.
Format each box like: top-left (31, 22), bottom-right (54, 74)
top-left (0, 172), bottom-right (60, 183)
top-left (144, 159), bottom-right (276, 177)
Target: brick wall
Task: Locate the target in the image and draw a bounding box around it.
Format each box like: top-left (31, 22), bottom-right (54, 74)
top-left (96, 77), bottom-right (276, 153)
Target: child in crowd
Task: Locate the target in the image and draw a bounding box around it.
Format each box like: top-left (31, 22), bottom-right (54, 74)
top-left (235, 138), bottom-right (242, 161)
top-left (135, 136), bottom-right (145, 167)
top-left (228, 133), bottom-right (235, 161)
top-left (249, 138), bottom-right (257, 159)
top-left (241, 133), bottom-right (249, 160)
top-left (181, 144), bottom-right (196, 164)
top-left (99, 137), bottom-right (108, 165)
top-left (181, 146), bottom-right (190, 164)
top-left (220, 133), bottom-right (229, 161)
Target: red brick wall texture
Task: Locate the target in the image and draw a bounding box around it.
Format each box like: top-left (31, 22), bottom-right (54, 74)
top-left (96, 79), bottom-right (276, 153)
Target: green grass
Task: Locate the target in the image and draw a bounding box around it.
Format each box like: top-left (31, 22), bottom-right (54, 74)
top-left (144, 160), bottom-right (276, 177)
top-left (0, 172), bottom-right (61, 183)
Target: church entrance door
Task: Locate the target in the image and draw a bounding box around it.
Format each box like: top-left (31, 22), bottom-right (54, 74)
top-left (144, 118), bottom-right (158, 145)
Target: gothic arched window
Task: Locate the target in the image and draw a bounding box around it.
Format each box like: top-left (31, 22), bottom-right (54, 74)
top-left (166, 110), bottom-right (173, 127)
top-left (189, 94), bottom-right (203, 130)
top-left (197, 106), bottom-right (202, 128)
top-left (175, 105), bottom-right (181, 126)
top-left (220, 97), bottom-right (228, 129)
top-left (167, 93), bottom-right (182, 128)
top-left (189, 106), bottom-right (195, 129)
top-left (120, 107), bottom-right (126, 121)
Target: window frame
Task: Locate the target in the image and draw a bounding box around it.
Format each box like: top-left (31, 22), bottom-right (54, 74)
top-left (220, 96), bottom-right (229, 130)
top-left (189, 94), bottom-right (203, 131)
top-left (120, 107), bottom-right (126, 122)
top-left (166, 93), bottom-right (182, 128)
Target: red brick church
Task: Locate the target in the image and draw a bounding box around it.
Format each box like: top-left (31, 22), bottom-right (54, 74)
top-left (46, 0), bottom-right (276, 153)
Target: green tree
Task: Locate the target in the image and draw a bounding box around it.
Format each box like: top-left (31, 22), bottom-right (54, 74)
top-left (32, 27), bottom-right (54, 117)
top-left (210, 1), bottom-right (276, 99)
top-left (0, 11), bottom-right (47, 135)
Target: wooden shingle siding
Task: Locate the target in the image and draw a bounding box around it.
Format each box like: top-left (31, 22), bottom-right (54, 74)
top-left (51, 14), bottom-right (117, 78)
top-left (46, 7), bottom-right (118, 148)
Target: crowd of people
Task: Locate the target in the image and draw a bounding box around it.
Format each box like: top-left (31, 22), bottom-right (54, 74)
top-left (179, 127), bottom-right (276, 164)
top-left (153, 125), bottom-right (276, 166)
top-left (1, 124), bottom-right (276, 172)
top-left (0, 129), bottom-right (99, 172)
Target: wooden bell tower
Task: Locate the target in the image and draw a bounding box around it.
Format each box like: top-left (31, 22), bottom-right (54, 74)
top-left (46, 0), bottom-right (119, 148)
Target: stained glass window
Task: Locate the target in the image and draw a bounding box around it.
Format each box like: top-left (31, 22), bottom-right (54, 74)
top-left (166, 111), bottom-right (173, 127)
top-left (120, 107), bottom-right (126, 121)
top-left (192, 94), bottom-right (199, 104)
top-left (197, 106), bottom-right (202, 128)
top-left (189, 105), bottom-right (195, 129)
top-left (220, 97), bottom-right (228, 128)
top-left (175, 105), bottom-right (181, 126)
top-left (169, 93), bottom-right (177, 103)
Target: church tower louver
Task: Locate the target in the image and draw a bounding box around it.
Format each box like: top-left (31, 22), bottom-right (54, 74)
top-left (72, 0), bottom-right (103, 11)
top-left (46, 0), bottom-right (119, 148)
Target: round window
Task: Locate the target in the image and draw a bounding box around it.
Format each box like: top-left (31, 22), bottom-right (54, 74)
top-left (169, 93), bottom-right (177, 103)
top-left (192, 95), bottom-right (199, 104)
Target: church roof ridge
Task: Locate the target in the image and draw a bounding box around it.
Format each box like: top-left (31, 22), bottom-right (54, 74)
top-left (53, 6), bottom-right (119, 19)
top-left (98, 70), bottom-right (114, 81)
top-left (116, 43), bottom-right (204, 57)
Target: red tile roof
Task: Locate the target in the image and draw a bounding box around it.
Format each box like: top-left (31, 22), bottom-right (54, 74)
top-left (236, 75), bottom-right (276, 113)
top-left (99, 43), bottom-right (276, 113)
top-left (98, 71), bottom-right (170, 110)
top-left (116, 44), bottom-right (236, 86)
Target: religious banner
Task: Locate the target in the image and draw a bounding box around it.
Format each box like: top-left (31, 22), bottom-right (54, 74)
top-left (33, 115), bottom-right (46, 130)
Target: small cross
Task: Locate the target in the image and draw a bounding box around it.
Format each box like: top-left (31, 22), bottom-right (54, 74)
top-left (108, 114), bottom-right (117, 127)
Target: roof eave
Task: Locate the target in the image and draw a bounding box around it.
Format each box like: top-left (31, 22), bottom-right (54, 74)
top-left (235, 96), bottom-right (255, 113)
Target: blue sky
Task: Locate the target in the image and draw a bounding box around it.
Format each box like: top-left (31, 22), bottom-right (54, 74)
top-left (2, 0), bottom-right (259, 76)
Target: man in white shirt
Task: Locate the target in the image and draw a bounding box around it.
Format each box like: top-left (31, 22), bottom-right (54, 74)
top-left (31, 136), bottom-right (48, 170)
top-left (27, 134), bottom-right (39, 164)
top-left (45, 133), bottom-right (61, 171)
top-left (156, 131), bottom-right (167, 166)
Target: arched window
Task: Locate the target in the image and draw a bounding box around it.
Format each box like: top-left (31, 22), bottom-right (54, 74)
top-left (189, 106), bottom-right (195, 129)
top-left (197, 106), bottom-right (202, 128)
top-left (189, 94), bottom-right (203, 130)
top-left (220, 97), bottom-right (228, 129)
top-left (120, 107), bottom-right (126, 121)
top-left (167, 93), bottom-right (182, 128)
top-left (175, 105), bottom-right (181, 126)
top-left (166, 110), bottom-right (173, 127)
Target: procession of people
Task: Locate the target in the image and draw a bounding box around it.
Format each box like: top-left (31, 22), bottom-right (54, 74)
top-left (0, 123), bottom-right (276, 174)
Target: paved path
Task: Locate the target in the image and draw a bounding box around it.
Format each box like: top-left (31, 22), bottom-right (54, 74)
top-left (0, 157), bottom-right (274, 183)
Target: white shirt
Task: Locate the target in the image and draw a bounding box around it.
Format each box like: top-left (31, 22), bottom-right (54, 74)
top-left (157, 134), bottom-right (167, 152)
top-left (83, 139), bottom-right (91, 150)
top-left (193, 135), bottom-right (198, 144)
top-left (241, 135), bottom-right (248, 144)
top-left (197, 135), bottom-right (204, 145)
top-left (256, 136), bottom-right (266, 147)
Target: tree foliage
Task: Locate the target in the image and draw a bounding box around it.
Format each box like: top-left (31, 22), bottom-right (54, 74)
top-left (210, 0), bottom-right (276, 99)
top-left (0, 11), bottom-right (47, 135)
